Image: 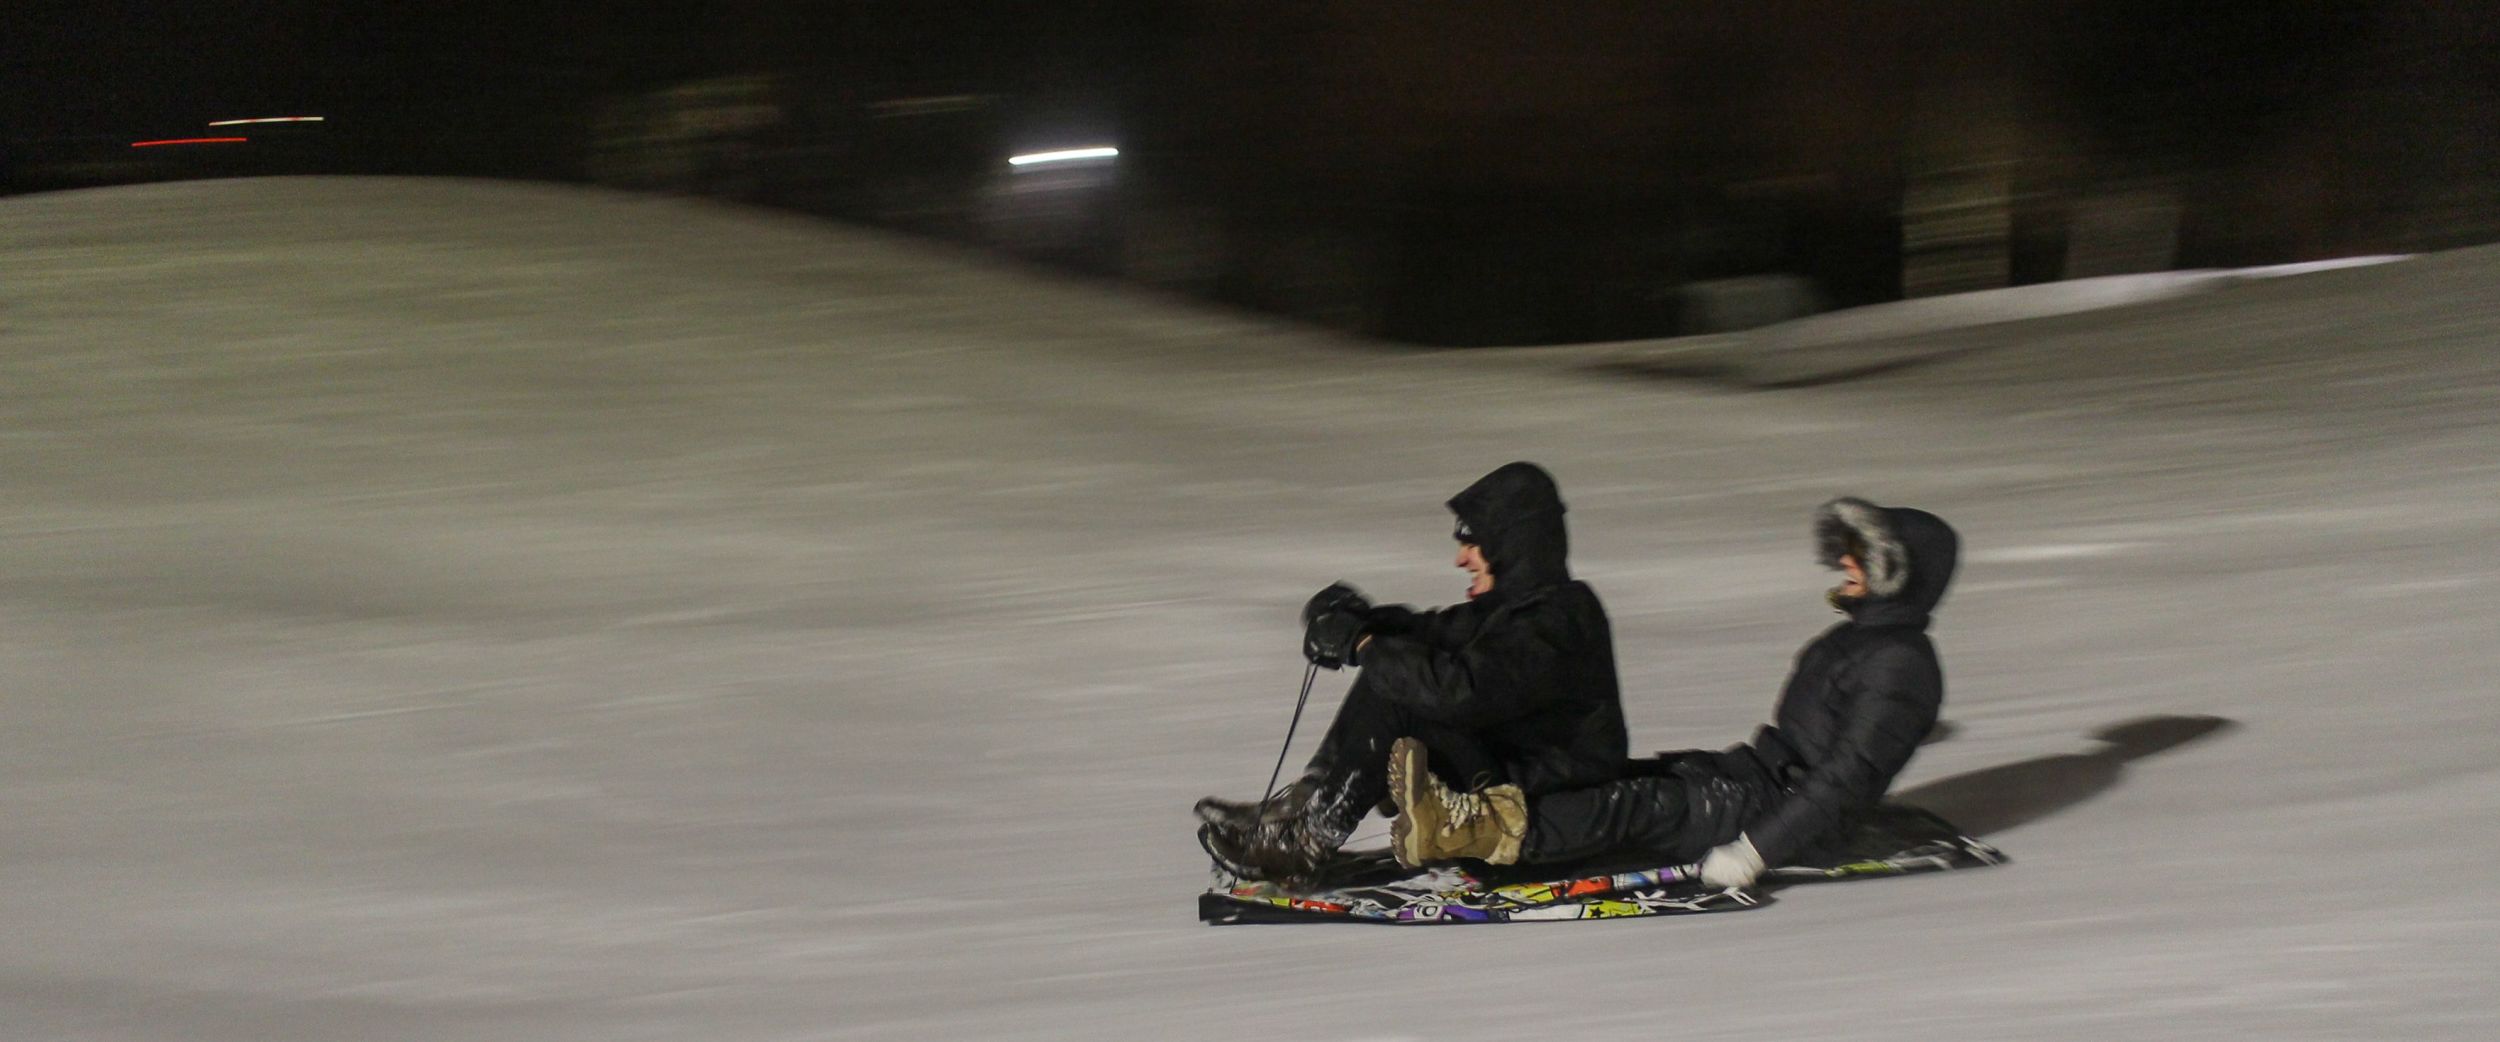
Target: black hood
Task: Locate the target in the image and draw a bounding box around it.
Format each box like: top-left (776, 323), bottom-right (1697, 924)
top-left (1813, 497), bottom-right (1958, 628)
top-left (1448, 461), bottom-right (1571, 593)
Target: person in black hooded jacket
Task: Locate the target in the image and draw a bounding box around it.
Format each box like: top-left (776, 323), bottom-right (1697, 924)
top-left (1196, 461), bottom-right (1629, 881)
top-left (1388, 496), bottom-right (1958, 886)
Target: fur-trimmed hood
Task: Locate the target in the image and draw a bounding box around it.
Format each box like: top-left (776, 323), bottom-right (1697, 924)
top-left (1814, 497), bottom-right (1958, 627)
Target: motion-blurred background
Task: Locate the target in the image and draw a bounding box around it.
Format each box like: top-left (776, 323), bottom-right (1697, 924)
top-left (11, 2), bottom-right (2497, 346)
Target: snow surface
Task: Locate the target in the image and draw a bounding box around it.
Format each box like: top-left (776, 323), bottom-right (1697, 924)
top-left (4, 178), bottom-right (2498, 1041)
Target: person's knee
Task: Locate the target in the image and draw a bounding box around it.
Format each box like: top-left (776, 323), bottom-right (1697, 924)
top-left (1328, 676), bottom-right (1397, 722)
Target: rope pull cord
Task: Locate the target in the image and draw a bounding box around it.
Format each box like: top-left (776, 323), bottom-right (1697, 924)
top-left (1259, 663), bottom-right (1321, 807)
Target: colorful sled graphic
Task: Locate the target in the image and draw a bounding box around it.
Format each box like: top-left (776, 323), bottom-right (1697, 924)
top-left (1199, 804), bottom-right (2005, 925)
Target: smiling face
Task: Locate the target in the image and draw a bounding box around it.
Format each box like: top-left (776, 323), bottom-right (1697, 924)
top-left (1456, 542), bottom-right (1495, 599)
top-left (1836, 553), bottom-right (1868, 599)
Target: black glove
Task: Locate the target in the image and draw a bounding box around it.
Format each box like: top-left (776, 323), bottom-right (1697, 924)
top-left (1303, 609), bottom-right (1368, 670)
top-left (1301, 581), bottom-right (1372, 628)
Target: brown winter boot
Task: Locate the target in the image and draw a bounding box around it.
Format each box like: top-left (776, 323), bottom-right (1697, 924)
top-left (1387, 737), bottom-right (1527, 869)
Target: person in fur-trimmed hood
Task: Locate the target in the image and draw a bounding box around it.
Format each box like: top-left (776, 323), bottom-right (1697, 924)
top-left (1388, 496), bottom-right (1958, 887)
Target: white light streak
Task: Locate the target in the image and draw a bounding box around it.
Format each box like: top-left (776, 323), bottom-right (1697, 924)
top-left (1007, 147), bottom-right (1119, 167)
top-left (207, 116), bottom-right (327, 127)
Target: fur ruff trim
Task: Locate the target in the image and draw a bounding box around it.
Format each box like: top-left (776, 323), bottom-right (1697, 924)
top-left (1815, 497), bottom-right (1909, 598)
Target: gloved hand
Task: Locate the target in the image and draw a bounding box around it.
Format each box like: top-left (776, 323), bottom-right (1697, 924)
top-left (1302, 609), bottom-right (1368, 670)
top-left (1699, 833), bottom-right (1766, 889)
top-left (1301, 581), bottom-right (1372, 628)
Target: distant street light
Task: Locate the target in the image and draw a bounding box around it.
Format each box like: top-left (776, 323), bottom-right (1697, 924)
top-left (1008, 147), bottom-right (1119, 168)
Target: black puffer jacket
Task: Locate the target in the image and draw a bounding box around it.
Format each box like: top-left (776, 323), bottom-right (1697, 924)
top-left (1358, 462), bottom-right (1630, 794)
top-left (1738, 497), bottom-right (1960, 866)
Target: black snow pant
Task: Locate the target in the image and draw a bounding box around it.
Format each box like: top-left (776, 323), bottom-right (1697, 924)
top-left (1521, 756), bottom-right (1775, 865)
top-left (1297, 674), bottom-right (1510, 841)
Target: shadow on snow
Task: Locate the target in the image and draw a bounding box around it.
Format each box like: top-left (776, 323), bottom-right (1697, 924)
top-left (1894, 714), bottom-right (2238, 839)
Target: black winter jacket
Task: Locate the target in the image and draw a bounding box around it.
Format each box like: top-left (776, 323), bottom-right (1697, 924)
top-left (1357, 463), bottom-right (1630, 794)
top-left (1738, 498), bottom-right (1960, 866)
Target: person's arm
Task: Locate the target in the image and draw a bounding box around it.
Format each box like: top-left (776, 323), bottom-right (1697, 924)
top-left (1359, 604), bottom-right (1425, 639)
top-left (1744, 642), bottom-right (1940, 866)
top-left (1356, 607), bottom-right (1570, 728)
top-left (1301, 584), bottom-right (1428, 668)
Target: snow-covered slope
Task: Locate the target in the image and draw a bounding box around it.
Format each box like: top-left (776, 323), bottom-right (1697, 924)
top-left (4, 178), bottom-right (2495, 1040)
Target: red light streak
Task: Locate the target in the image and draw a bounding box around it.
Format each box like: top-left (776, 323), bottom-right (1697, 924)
top-left (131, 137), bottom-right (249, 148)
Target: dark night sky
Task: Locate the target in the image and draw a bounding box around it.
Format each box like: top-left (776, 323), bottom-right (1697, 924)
top-left (12, 1), bottom-right (2498, 271)
top-left (8, 1), bottom-right (357, 135)
top-left (3, 2), bottom-right (1138, 136)
top-left (6, 2), bottom-right (2475, 164)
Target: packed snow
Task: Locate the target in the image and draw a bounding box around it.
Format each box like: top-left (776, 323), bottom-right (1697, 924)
top-left (3, 178), bottom-right (2496, 1040)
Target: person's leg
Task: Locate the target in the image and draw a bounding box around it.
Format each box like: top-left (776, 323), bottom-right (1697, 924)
top-left (1522, 763), bottom-right (1766, 865)
top-left (1413, 725), bottom-right (1507, 793)
top-left (1521, 776), bottom-right (1693, 864)
top-left (1203, 672), bottom-right (1509, 814)
top-left (1201, 676), bottom-right (1444, 878)
top-left (1284, 674), bottom-right (1482, 842)
top-left (1304, 675), bottom-right (1503, 796)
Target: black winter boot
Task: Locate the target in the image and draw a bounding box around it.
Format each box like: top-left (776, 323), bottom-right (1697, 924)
top-left (1196, 774), bottom-right (1365, 882)
top-left (1193, 777), bottom-right (1319, 835)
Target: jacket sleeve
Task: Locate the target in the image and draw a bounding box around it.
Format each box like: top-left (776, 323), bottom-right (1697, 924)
top-left (1746, 642), bottom-right (1941, 866)
top-left (1361, 604), bottom-right (1426, 640)
top-left (1355, 606), bottom-right (1569, 728)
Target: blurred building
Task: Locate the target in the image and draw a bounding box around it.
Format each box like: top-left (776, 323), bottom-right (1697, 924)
top-left (12, 1), bottom-right (2497, 346)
